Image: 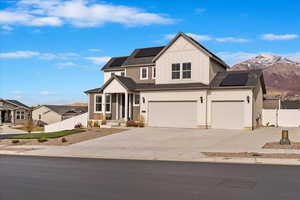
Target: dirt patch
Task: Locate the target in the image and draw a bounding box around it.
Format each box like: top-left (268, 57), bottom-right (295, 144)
top-left (0, 128), bottom-right (126, 146)
top-left (263, 142), bottom-right (300, 150)
top-left (203, 152), bottom-right (300, 159)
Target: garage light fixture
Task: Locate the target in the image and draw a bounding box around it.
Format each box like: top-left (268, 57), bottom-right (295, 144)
top-left (247, 96), bottom-right (250, 103)
top-left (200, 97), bottom-right (203, 103)
top-left (142, 97), bottom-right (145, 104)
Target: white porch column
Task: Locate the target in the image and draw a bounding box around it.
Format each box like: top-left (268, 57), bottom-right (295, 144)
top-left (124, 92), bottom-right (128, 121)
top-left (11, 110), bottom-right (15, 125)
top-left (102, 93), bottom-right (106, 120)
top-left (129, 94), bottom-right (132, 120)
top-left (0, 110), bottom-right (2, 125)
top-left (116, 94), bottom-right (119, 120)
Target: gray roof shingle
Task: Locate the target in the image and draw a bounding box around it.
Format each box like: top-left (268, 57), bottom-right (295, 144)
top-left (44, 105), bottom-right (88, 115)
top-left (101, 56), bottom-right (128, 71)
top-left (6, 100), bottom-right (31, 109)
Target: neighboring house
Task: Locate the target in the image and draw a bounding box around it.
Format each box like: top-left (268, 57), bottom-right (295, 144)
top-left (263, 97), bottom-right (300, 110)
top-left (32, 105), bottom-right (88, 125)
top-left (85, 32), bottom-right (266, 130)
top-left (0, 99), bottom-right (32, 125)
top-left (281, 101), bottom-right (300, 109)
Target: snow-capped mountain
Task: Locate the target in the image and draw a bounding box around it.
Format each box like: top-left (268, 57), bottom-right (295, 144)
top-left (231, 54), bottom-right (300, 99)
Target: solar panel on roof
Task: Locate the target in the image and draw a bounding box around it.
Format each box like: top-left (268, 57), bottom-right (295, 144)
top-left (134, 46), bottom-right (164, 58)
top-left (220, 73), bottom-right (249, 87)
top-left (110, 57), bottom-right (127, 66)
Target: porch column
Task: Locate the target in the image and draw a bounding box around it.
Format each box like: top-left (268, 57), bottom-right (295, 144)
top-left (102, 93), bottom-right (106, 120)
top-left (0, 110), bottom-right (2, 125)
top-left (11, 110), bottom-right (15, 125)
top-left (128, 94), bottom-right (132, 120)
top-left (116, 94), bottom-right (119, 120)
top-left (124, 91), bottom-right (128, 121)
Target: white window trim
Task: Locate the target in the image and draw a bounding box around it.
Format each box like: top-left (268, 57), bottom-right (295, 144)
top-left (171, 63), bottom-right (181, 80)
top-left (133, 93), bottom-right (140, 106)
top-left (16, 110), bottom-right (25, 120)
top-left (140, 67), bottom-right (148, 80)
top-left (94, 94), bottom-right (102, 113)
top-left (182, 62), bottom-right (192, 79)
top-left (105, 94), bottom-right (112, 113)
top-left (152, 67), bottom-right (156, 79)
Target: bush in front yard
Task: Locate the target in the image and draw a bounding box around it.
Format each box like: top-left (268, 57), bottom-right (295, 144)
top-left (38, 138), bottom-right (48, 143)
top-left (74, 123), bottom-right (83, 129)
top-left (87, 120), bottom-right (93, 128)
top-left (12, 139), bottom-right (20, 144)
top-left (61, 137), bottom-right (67, 143)
top-left (126, 120), bottom-right (138, 127)
top-left (93, 121), bottom-right (100, 127)
top-left (24, 119), bottom-right (34, 133)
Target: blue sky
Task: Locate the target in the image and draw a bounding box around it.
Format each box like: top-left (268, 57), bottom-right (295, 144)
top-left (0, 0), bottom-right (299, 106)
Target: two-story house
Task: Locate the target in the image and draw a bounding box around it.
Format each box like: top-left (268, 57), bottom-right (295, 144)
top-left (85, 32), bottom-right (266, 130)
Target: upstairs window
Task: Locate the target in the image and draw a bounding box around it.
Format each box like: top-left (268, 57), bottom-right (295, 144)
top-left (134, 94), bottom-right (140, 105)
top-left (140, 67), bottom-right (148, 80)
top-left (95, 95), bottom-right (102, 112)
top-left (152, 67), bottom-right (156, 79)
top-left (182, 63), bottom-right (191, 79)
top-left (171, 63), bottom-right (180, 79)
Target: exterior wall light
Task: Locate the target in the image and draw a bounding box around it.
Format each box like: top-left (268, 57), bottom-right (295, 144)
top-left (200, 97), bottom-right (203, 103)
top-left (247, 96), bottom-right (250, 103)
top-left (142, 97), bottom-right (145, 104)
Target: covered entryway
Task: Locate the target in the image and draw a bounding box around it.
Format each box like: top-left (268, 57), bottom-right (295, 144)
top-left (211, 101), bottom-right (244, 129)
top-left (148, 101), bottom-right (197, 128)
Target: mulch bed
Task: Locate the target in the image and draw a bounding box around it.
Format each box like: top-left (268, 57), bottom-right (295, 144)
top-left (0, 128), bottom-right (125, 146)
top-left (263, 142), bottom-right (300, 150)
top-left (203, 152), bottom-right (300, 159)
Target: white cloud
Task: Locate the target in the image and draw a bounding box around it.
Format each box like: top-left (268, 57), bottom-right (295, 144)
top-left (261, 34), bottom-right (299, 41)
top-left (0, 51), bottom-right (40, 58)
top-left (194, 8), bottom-right (206, 14)
top-left (283, 52), bottom-right (300, 62)
top-left (163, 33), bottom-right (249, 43)
top-left (215, 37), bottom-right (250, 43)
top-left (88, 48), bottom-right (101, 52)
top-left (0, 50), bottom-right (79, 60)
top-left (40, 90), bottom-right (56, 95)
top-left (1, 25), bottom-right (13, 31)
top-left (0, 0), bottom-right (174, 28)
top-left (11, 90), bottom-right (24, 94)
top-left (85, 56), bottom-right (111, 65)
top-left (57, 62), bottom-right (76, 67)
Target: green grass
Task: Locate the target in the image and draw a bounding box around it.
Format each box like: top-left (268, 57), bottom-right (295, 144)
top-left (12, 129), bottom-right (85, 139)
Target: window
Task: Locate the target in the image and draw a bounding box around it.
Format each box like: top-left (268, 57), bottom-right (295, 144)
top-left (171, 63), bottom-right (180, 79)
top-left (140, 67), bottom-right (148, 80)
top-left (182, 63), bottom-right (191, 79)
top-left (121, 71), bottom-right (125, 76)
top-left (16, 111), bottom-right (25, 120)
top-left (134, 94), bottom-right (140, 105)
top-left (152, 67), bottom-right (156, 79)
top-left (95, 95), bottom-right (102, 112)
top-left (38, 114), bottom-right (41, 120)
top-left (105, 94), bottom-right (111, 112)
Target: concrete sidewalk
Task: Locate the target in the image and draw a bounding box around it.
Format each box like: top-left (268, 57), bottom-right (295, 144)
top-left (1, 127), bottom-right (300, 165)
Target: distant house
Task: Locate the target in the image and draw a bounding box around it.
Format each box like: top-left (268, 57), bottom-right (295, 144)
top-left (281, 101), bottom-right (300, 109)
top-left (0, 99), bottom-right (32, 125)
top-left (263, 97), bottom-right (300, 110)
top-left (32, 105), bottom-right (88, 125)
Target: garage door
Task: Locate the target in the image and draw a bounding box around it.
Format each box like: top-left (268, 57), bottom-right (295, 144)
top-left (148, 101), bottom-right (197, 128)
top-left (211, 101), bottom-right (244, 129)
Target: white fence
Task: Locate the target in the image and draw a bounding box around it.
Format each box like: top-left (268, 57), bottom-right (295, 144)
top-left (45, 113), bottom-right (88, 132)
top-left (262, 109), bottom-right (300, 127)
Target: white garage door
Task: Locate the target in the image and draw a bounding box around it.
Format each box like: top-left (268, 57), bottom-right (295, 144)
top-left (211, 101), bottom-right (244, 129)
top-left (148, 101), bottom-right (197, 128)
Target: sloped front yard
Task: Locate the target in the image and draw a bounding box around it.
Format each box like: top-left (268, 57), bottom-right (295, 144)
top-left (0, 128), bottom-right (125, 146)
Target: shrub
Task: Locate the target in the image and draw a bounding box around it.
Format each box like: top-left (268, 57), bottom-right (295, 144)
top-left (24, 119), bottom-right (34, 133)
top-left (137, 115), bottom-right (145, 128)
top-left (61, 137), bottom-right (67, 143)
top-left (93, 121), bottom-right (100, 127)
top-left (12, 139), bottom-right (20, 144)
top-left (126, 120), bottom-right (138, 127)
top-left (101, 114), bottom-right (107, 125)
top-left (74, 123), bottom-right (83, 129)
top-left (87, 120), bottom-right (93, 128)
top-left (38, 138), bottom-right (48, 143)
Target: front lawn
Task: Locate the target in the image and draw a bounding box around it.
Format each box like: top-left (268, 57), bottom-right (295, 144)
top-left (12, 129), bottom-right (85, 139)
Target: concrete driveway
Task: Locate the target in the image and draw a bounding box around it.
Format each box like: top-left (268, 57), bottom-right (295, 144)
top-left (24, 127), bottom-right (300, 160)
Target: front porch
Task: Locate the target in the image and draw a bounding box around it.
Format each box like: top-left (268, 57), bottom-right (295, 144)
top-left (0, 109), bottom-right (15, 125)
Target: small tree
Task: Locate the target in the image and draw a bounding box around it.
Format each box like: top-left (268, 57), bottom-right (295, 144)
top-left (24, 119), bottom-right (34, 133)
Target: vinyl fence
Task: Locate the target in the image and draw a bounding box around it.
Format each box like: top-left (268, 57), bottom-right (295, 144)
top-left (262, 109), bottom-right (300, 127)
top-left (44, 112), bottom-right (88, 132)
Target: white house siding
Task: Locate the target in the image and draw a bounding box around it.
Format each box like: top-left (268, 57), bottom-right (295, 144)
top-left (207, 89), bottom-right (253, 129)
top-left (103, 79), bottom-right (127, 94)
top-left (262, 109), bottom-right (300, 127)
top-left (32, 106), bottom-right (62, 125)
top-left (140, 90), bottom-right (207, 128)
top-left (104, 70), bottom-right (125, 82)
top-left (155, 36), bottom-right (211, 85)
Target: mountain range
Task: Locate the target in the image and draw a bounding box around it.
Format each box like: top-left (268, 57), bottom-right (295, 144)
top-left (231, 53), bottom-right (300, 99)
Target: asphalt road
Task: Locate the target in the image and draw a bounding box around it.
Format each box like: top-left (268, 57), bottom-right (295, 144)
top-left (0, 155), bottom-right (300, 200)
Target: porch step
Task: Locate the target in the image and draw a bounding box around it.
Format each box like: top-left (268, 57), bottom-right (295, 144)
top-left (106, 121), bottom-right (123, 127)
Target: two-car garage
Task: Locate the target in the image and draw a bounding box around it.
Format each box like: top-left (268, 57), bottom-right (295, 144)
top-left (147, 100), bottom-right (246, 129)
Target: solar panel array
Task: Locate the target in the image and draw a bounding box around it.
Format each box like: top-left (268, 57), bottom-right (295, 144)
top-left (110, 57), bottom-right (128, 66)
top-left (220, 73), bottom-right (249, 86)
top-left (134, 46), bottom-right (164, 58)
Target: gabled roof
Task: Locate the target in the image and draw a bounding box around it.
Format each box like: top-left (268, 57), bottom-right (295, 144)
top-left (152, 32), bottom-right (229, 68)
top-left (210, 69), bottom-right (266, 93)
top-left (43, 105), bottom-right (88, 115)
top-left (101, 56), bottom-right (128, 71)
top-left (122, 46), bottom-right (165, 67)
top-left (0, 99), bottom-right (31, 110)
